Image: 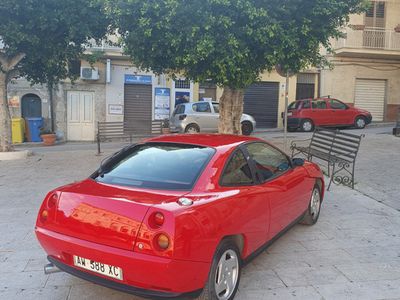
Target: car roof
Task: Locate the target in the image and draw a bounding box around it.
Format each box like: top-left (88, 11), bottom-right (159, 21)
top-left (145, 134), bottom-right (261, 148)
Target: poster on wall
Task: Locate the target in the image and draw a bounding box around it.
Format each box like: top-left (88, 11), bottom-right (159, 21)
top-left (8, 96), bottom-right (20, 108)
top-left (154, 88), bottom-right (170, 120)
top-left (174, 91), bottom-right (190, 107)
top-left (108, 104), bottom-right (124, 115)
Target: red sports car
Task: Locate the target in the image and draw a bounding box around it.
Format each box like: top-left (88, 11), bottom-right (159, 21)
top-left (285, 97), bottom-right (372, 132)
top-left (36, 134), bottom-right (324, 299)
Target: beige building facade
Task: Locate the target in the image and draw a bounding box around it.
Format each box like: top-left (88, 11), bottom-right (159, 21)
top-left (322, 0), bottom-right (400, 122)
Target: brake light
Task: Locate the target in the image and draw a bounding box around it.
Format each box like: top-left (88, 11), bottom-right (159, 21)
top-left (150, 212), bottom-right (165, 228)
top-left (47, 193), bottom-right (58, 208)
top-left (179, 114), bottom-right (187, 120)
top-left (37, 191), bottom-right (60, 225)
top-left (136, 209), bottom-right (174, 257)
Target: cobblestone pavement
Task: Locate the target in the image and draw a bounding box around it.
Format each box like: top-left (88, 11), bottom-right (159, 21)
top-left (1, 126), bottom-right (399, 300)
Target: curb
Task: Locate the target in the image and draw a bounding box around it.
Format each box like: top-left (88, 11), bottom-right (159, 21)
top-left (0, 150), bottom-right (32, 161)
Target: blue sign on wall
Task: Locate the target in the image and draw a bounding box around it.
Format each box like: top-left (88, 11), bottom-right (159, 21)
top-left (124, 74), bottom-right (152, 85)
top-left (155, 88), bottom-right (171, 97)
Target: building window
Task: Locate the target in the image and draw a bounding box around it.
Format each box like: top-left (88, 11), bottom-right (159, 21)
top-left (199, 82), bottom-right (217, 102)
top-left (175, 79), bottom-right (190, 89)
top-left (365, 1), bottom-right (385, 28)
top-left (69, 60), bottom-right (81, 78)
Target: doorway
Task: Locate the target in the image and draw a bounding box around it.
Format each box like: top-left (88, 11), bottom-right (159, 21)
top-left (67, 91), bottom-right (95, 141)
top-left (21, 94), bottom-right (42, 118)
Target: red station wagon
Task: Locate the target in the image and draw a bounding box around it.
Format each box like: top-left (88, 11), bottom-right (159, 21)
top-left (36, 134), bottom-right (324, 299)
top-left (285, 97), bottom-right (372, 132)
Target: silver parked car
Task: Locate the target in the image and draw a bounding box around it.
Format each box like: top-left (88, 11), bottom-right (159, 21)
top-left (170, 101), bottom-right (256, 135)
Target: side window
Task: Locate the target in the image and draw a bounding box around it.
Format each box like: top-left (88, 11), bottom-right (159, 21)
top-left (302, 100), bottom-right (311, 109)
top-left (288, 101), bottom-right (301, 110)
top-left (312, 100), bottom-right (327, 109)
top-left (246, 143), bottom-right (290, 182)
top-left (212, 103), bottom-right (219, 113)
top-left (174, 105), bottom-right (185, 115)
top-left (330, 99), bottom-right (347, 110)
top-left (192, 102), bottom-right (211, 113)
top-left (221, 150), bottom-right (253, 186)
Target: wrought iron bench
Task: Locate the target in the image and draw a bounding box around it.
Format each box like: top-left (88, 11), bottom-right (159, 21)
top-left (97, 120), bottom-right (163, 154)
top-left (290, 127), bottom-right (364, 190)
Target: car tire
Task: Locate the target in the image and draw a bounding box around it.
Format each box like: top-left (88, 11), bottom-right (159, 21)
top-left (241, 121), bottom-right (253, 136)
top-left (354, 116), bottom-right (366, 129)
top-left (300, 184), bottom-right (322, 225)
top-left (198, 240), bottom-right (241, 300)
top-left (185, 123), bottom-right (200, 134)
top-left (301, 119), bottom-right (314, 132)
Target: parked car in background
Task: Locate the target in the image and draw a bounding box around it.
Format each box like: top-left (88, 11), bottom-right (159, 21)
top-left (36, 134), bottom-right (324, 300)
top-left (170, 101), bottom-right (256, 135)
top-left (284, 97), bottom-right (372, 132)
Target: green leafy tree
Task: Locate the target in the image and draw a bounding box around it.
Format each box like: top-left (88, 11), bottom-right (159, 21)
top-left (0, 0), bottom-right (109, 152)
top-left (112, 0), bottom-right (366, 134)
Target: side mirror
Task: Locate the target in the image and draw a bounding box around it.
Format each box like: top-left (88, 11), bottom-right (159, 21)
top-left (292, 158), bottom-right (305, 167)
top-left (277, 162), bottom-right (290, 171)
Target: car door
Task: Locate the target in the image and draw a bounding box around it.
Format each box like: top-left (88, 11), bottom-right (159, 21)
top-left (219, 148), bottom-right (270, 252)
top-left (244, 142), bottom-right (310, 239)
top-left (328, 99), bottom-right (353, 126)
top-left (192, 102), bottom-right (217, 131)
top-left (310, 99), bottom-right (330, 126)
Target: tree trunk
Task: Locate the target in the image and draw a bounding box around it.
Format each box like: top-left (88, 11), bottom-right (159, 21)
top-left (218, 87), bottom-right (244, 135)
top-left (0, 71), bottom-right (13, 152)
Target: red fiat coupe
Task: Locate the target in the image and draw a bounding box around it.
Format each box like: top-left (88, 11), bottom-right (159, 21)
top-left (35, 134), bottom-right (324, 299)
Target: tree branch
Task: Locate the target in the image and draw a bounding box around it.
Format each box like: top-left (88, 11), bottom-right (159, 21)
top-left (6, 69), bottom-right (20, 83)
top-left (0, 52), bottom-right (26, 72)
top-left (7, 53), bottom-right (26, 71)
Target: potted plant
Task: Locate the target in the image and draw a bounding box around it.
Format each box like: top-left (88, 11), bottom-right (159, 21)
top-left (161, 118), bottom-right (171, 134)
top-left (40, 128), bottom-right (57, 146)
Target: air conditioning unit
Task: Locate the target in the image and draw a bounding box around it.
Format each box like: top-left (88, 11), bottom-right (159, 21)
top-left (80, 67), bottom-right (99, 80)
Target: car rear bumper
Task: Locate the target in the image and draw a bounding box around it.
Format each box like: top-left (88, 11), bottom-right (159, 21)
top-left (36, 227), bottom-right (209, 297)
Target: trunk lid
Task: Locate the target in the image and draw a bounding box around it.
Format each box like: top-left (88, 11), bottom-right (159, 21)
top-left (53, 179), bottom-right (187, 251)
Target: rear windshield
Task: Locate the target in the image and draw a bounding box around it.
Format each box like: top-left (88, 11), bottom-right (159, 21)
top-left (95, 143), bottom-right (215, 190)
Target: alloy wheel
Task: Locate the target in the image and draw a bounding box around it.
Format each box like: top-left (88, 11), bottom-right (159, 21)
top-left (310, 188), bottom-right (321, 221)
top-left (356, 118), bottom-right (366, 129)
top-left (302, 121), bottom-right (313, 132)
top-left (214, 250), bottom-right (239, 300)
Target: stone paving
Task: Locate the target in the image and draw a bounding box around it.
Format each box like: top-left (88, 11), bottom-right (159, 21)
top-left (1, 125), bottom-right (399, 300)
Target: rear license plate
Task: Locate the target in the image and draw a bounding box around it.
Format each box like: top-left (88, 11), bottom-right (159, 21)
top-left (287, 112), bottom-right (293, 117)
top-left (73, 255), bottom-right (123, 280)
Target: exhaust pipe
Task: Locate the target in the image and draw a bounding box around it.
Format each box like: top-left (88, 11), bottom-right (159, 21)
top-left (44, 263), bottom-right (62, 275)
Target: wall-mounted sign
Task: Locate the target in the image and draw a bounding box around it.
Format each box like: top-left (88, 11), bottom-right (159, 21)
top-left (108, 104), bottom-right (124, 115)
top-left (154, 88), bottom-right (170, 120)
top-left (174, 91), bottom-right (190, 107)
top-left (124, 74), bottom-right (152, 85)
top-left (8, 96), bottom-right (20, 108)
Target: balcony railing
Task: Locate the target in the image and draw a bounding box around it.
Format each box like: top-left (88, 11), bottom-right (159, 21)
top-left (335, 27), bottom-right (400, 51)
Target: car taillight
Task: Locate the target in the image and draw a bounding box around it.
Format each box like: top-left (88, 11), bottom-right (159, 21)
top-left (155, 233), bottom-right (170, 250)
top-left (38, 191), bottom-right (60, 224)
top-left (40, 210), bottom-right (49, 222)
top-left (135, 209), bottom-right (174, 257)
top-left (179, 114), bottom-right (187, 120)
top-left (47, 193), bottom-right (58, 208)
top-left (149, 212), bottom-right (165, 228)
